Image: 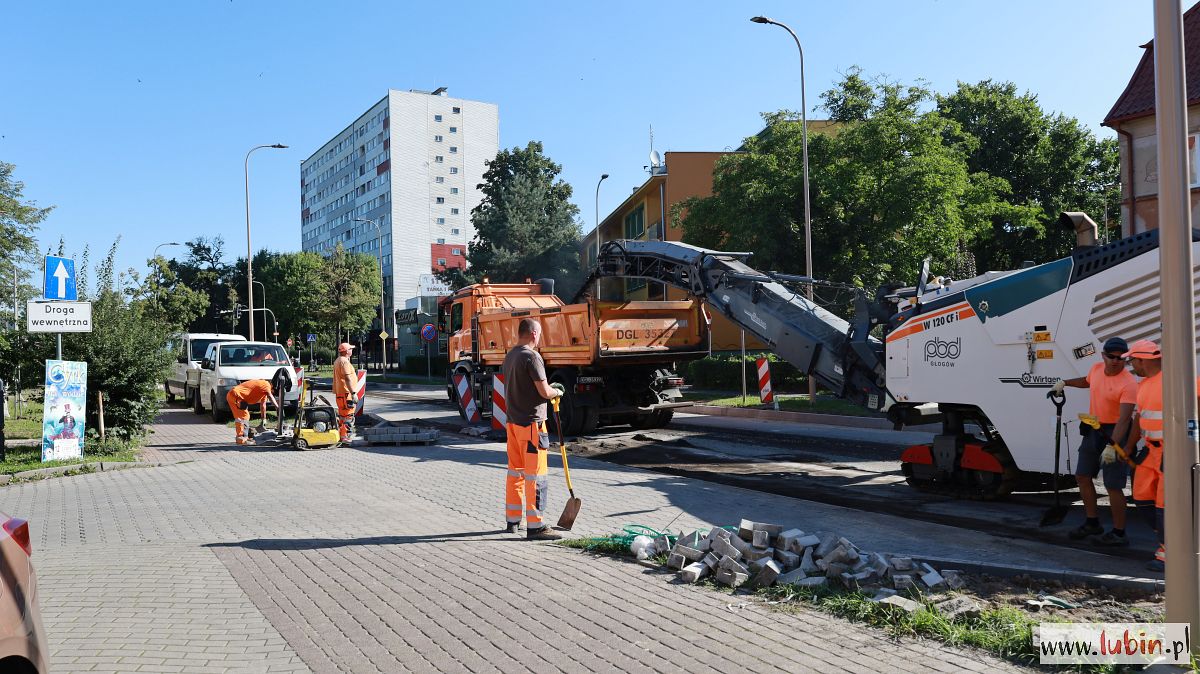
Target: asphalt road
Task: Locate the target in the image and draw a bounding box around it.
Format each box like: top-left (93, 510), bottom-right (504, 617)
top-left (364, 388), bottom-right (1161, 564)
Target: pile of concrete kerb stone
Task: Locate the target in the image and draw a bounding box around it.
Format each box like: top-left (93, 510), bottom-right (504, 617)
top-left (655, 519), bottom-right (973, 615)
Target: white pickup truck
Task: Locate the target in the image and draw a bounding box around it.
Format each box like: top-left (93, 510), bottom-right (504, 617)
top-left (166, 333), bottom-right (245, 404)
top-left (186, 341), bottom-right (301, 422)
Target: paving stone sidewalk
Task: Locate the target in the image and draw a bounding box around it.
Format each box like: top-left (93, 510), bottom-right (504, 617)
top-left (0, 407), bottom-right (1034, 673)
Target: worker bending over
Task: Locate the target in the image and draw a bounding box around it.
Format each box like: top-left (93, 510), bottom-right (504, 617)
top-left (226, 379), bottom-right (279, 446)
top-left (333, 342), bottom-right (362, 443)
top-left (1050, 337), bottom-right (1137, 546)
top-left (1121, 340), bottom-right (1166, 572)
top-left (501, 318), bottom-right (564, 540)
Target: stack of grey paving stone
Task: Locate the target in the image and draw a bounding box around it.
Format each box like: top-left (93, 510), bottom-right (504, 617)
top-left (666, 519), bottom-right (968, 608)
top-left (360, 421), bottom-right (439, 445)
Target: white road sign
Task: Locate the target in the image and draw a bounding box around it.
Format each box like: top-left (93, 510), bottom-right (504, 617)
top-left (27, 301), bottom-right (93, 333)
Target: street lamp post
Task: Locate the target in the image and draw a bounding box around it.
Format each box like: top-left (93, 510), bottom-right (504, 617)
top-left (594, 173), bottom-right (609, 297)
top-left (752, 15), bottom-right (816, 406)
top-left (355, 217), bottom-right (388, 373)
top-left (251, 280), bottom-right (272, 341)
top-left (244, 143), bottom-right (287, 341)
top-left (151, 242), bottom-right (182, 313)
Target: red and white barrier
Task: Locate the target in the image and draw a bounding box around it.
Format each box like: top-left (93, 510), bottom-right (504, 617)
top-left (454, 374), bottom-right (481, 423)
top-left (491, 374), bottom-right (508, 430)
top-left (756, 358), bottom-right (774, 403)
top-left (354, 369), bottom-right (366, 418)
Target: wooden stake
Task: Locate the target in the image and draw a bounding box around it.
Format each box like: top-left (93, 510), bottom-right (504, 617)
top-left (97, 391), bottom-right (106, 443)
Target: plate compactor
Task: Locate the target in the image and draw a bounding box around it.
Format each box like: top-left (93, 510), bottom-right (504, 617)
top-left (248, 369), bottom-right (343, 450)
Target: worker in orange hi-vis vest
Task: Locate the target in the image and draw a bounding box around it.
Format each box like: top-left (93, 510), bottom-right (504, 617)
top-left (225, 380), bottom-right (278, 446)
top-left (333, 342), bottom-right (362, 442)
top-left (1120, 339), bottom-right (1168, 572)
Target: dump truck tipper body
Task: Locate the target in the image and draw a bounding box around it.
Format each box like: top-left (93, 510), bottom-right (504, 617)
top-left (439, 280), bottom-right (710, 434)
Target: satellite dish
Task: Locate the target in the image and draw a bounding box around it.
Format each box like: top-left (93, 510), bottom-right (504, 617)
top-left (649, 150), bottom-right (662, 168)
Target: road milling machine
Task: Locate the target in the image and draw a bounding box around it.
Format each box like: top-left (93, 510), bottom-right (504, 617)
top-left (586, 216), bottom-right (1196, 499)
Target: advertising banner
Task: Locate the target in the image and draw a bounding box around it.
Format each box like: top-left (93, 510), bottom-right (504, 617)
top-left (42, 360), bottom-right (87, 461)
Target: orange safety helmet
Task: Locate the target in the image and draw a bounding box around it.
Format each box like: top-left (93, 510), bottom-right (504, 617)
top-left (337, 342), bottom-right (355, 355)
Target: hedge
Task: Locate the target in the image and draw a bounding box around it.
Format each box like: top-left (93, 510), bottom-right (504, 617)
top-left (679, 352), bottom-right (807, 391)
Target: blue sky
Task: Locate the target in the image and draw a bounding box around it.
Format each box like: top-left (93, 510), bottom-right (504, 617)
top-left (1, 1), bottom-right (1153, 278)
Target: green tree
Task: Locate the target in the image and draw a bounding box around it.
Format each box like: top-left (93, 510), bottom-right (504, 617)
top-left (936, 79), bottom-right (1120, 269)
top-left (171, 236), bottom-right (235, 333)
top-left (61, 239), bottom-right (175, 441)
top-left (0, 162), bottom-right (52, 383)
top-left (445, 141), bottom-right (583, 293)
top-left (681, 70), bottom-right (1007, 291)
top-left (320, 243), bottom-right (381, 343)
top-left (137, 256), bottom-right (209, 329)
top-left (256, 251), bottom-right (328, 343)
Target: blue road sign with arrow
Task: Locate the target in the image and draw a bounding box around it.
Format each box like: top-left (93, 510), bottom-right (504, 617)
top-left (43, 256), bottom-right (77, 301)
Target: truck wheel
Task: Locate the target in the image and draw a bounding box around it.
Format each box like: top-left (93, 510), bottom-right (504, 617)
top-left (164, 381), bottom-right (176, 403)
top-left (577, 405), bottom-right (600, 435)
top-left (211, 393), bottom-right (230, 423)
top-left (191, 388), bottom-right (205, 415)
top-left (651, 410), bottom-right (674, 428)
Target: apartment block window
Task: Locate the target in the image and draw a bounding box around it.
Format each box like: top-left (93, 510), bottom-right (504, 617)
top-left (624, 205), bottom-right (646, 239)
top-left (449, 127), bottom-right (457, 133)
top-left (450, 187), bottom-right (459, 194)
top-left (435, 156), bottom-right (444, 163)
top-left (449, 167), bottom-right (459, 174)
top-left (451, 228), bottom-right (460, 235)
top-left (437, 238), bottom-right (445, 244)
top-left (452, 248), bottom-right (462, 256)
top-left (450, 208), bottom-right (459, 215)
top-left (437, 258), bottom-right (447, 265)
top-left (437, 217), bottom-right (446, 224)
top-left (435, 114), bottom-right (442, 122)
top-left (436, 197), bottom-right (445, 204)
top-left (449, 146), bottom-right (458, 154)
top-left (434, 135), bottom-right (443, 142)
top-left (452, 107), bottom-right (461, 113)
top-left (435, 176), bottom-right (445, 184)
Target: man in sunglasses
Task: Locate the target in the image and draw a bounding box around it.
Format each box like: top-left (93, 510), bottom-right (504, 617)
top-left (1050, 337), bottom-right (1137, 546)
top-left (1121, 339), bottom-right (1167, 572)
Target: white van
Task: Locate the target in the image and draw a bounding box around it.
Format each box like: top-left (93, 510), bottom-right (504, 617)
top-left (165, 333), bottom-right (246, 403)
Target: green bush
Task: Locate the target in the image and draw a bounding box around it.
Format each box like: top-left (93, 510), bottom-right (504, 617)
top-left (680, 352), bottom-right (806, 391)
top-left (404, 354), bottom-right (448, 375)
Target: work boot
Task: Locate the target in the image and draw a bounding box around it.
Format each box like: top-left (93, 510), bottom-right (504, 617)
top-left (1067, 522), bottom-right (1103, 540)
top-left (504, 522), bottom-right (521, 534)
top-left (1095, 531), bottom-right (1129, 547)
top-left (526, 526), bottom-right (561, 541)
top-left (235, 437), bottom-right (247, 446)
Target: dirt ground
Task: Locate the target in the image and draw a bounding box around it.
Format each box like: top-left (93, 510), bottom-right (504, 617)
top-left (956, 573), bottom-right (1163, 623)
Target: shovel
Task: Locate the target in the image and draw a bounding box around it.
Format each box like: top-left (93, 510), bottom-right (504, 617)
top-left (551, 397), bottom-right (582, 530)
top-left (1040, 390), bottom-right (1070, 527)
top-left (1077, 414), bottom-right (1137, 468)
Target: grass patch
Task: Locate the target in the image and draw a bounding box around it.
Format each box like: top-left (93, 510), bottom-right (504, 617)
top-left (3, 399), bottom-right (44, 440)
top-left (0, 437), bottom-right (140, 475)
top-left (556, 536), bottom-right (635, 556)
top-left (683, 392), bottom-right (877, 417)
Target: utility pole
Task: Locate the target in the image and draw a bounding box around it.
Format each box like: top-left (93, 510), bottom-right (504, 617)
top-left (1152, 0), bottom-right (1200, 646)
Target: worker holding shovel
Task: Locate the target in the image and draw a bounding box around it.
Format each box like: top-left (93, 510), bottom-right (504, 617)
top-left (501, 318), bottom-right (564, 541)
top-left (1049, 337), bottom-right (1138, 546)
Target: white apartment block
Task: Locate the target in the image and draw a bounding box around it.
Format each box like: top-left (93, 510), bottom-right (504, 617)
top-left (300, 88), bottom-right (499, 328)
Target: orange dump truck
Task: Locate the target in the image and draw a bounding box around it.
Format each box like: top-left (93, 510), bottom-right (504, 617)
top-left (439, 279), bottom-right (710, 434)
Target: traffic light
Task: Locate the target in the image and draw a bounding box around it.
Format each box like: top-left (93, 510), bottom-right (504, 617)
top-left (234, 305), bottom-right (243, 322)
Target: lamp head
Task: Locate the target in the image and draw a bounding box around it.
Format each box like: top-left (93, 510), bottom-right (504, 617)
top-left (601, 173), bottom-right (610, 179)
top-left (270, 144), bottom-right (288, 149)
top-left (751, 16), bottom-right (772, 24)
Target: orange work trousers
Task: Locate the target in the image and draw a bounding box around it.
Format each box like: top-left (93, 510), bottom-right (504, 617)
top-left (335, 394), bottom-right (356, 441)
top-left (506, 421), bottom-right (549, 529)
top-left (1133, 441), bottom-right (1165, 509)
top-left (226, 390), bottom-right (253, 445)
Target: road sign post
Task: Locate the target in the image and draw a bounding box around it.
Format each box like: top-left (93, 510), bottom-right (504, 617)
top-left (420, 323), bottom-right (437, 380)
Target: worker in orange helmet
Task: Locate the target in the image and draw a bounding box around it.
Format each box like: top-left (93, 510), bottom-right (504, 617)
top-left (225, 379), bottom-right (279, 446)
top-left (1120, 339), bottom-right (1167, 572)
top-left (332, 342), bottom-right (362, 443)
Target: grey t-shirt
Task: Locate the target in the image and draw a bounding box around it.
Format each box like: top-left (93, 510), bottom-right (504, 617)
top-left (501, 344), bottom-right (548, 425)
